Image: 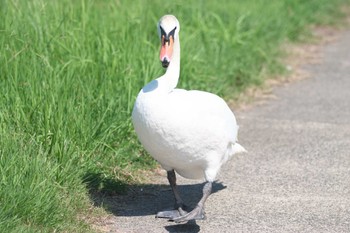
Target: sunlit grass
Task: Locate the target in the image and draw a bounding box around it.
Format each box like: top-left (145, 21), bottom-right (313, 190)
top-left (1, 0), bottom-right (349, 231)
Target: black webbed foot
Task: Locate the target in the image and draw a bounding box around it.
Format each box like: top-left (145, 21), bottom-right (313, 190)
top-left (170, 205), bottom-right (206, 223)
top-left (156, 205), bottom-right (188, 219)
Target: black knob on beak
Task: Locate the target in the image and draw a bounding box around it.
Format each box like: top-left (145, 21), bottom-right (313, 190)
top-left (162, 58), bottom-right (170, 68)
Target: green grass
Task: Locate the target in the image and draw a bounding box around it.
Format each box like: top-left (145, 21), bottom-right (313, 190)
top-left (0, 0), bottom-right (349, 232)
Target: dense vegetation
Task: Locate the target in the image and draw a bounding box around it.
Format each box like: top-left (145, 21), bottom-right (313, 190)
top-left (1, 0), bottom-right (349, 232)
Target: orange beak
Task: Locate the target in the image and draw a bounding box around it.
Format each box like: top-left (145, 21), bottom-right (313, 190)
top-left (160, 35), bottom-right (174, 68)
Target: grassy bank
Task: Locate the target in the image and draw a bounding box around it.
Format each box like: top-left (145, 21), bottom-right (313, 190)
top-left (1, 0), bottom-right (349, 232)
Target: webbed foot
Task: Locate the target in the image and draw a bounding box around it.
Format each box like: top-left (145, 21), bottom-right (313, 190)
top-left (156, 206), bottom-right (188, 219)
top-left (170, 205), bottom-right (206, 223)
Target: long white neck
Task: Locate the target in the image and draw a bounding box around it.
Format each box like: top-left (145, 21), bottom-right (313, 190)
top-left (158, 36), bottom-right (180, 92)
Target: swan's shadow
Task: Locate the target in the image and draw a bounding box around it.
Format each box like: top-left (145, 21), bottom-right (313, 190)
top-left (84, 172), bottom-right (226, 218)
top-left (164, 221), bottom-right (201, 233)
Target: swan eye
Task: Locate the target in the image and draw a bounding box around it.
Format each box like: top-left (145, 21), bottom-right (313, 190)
top-left (160, 26), bottom-right (167, 38)
top-left (168, 27), bottom-right (177, 38)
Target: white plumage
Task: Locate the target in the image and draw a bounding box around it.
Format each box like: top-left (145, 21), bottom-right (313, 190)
top-left (132, 15), bottom-right (245, 222)
top-left (133, 87), bottom-right (245, 181)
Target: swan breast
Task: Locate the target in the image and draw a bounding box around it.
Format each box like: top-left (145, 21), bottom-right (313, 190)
top-left (132, 89), bottom-right (239, 179)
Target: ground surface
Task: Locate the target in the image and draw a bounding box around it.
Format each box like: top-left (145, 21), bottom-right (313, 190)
top-left (92, 29), bottom-right (350, 233)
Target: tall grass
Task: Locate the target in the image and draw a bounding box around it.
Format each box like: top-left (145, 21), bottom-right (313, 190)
top-left (1, 0), bottom-right (349, 231)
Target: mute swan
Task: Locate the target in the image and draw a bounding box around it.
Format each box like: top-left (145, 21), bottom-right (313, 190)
top-left (132, 15), bottom-right (246, 223)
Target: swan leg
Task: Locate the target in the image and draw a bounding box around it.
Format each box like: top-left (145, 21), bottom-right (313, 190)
top-left (171, 181), bottom-right (212, 223)
top-left (156, 170), bottom-right (189, 219)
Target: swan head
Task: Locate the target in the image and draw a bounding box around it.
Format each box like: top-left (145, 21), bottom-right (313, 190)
top-left (157, 15), bottom-right (180, 68)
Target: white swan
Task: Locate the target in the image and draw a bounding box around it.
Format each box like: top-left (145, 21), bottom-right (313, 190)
top-left (132, 15), bottom-right (246, 223)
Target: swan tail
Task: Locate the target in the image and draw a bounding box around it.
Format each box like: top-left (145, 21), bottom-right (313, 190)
top-left (230, 142), bottom-right (247, 155)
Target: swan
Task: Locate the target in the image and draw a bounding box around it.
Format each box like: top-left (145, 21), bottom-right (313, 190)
top-left (132, 15), bottom-right (246, 223)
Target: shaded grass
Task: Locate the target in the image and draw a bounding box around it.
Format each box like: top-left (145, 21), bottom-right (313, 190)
top-left (1, 0), bottom-right (349, 231)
